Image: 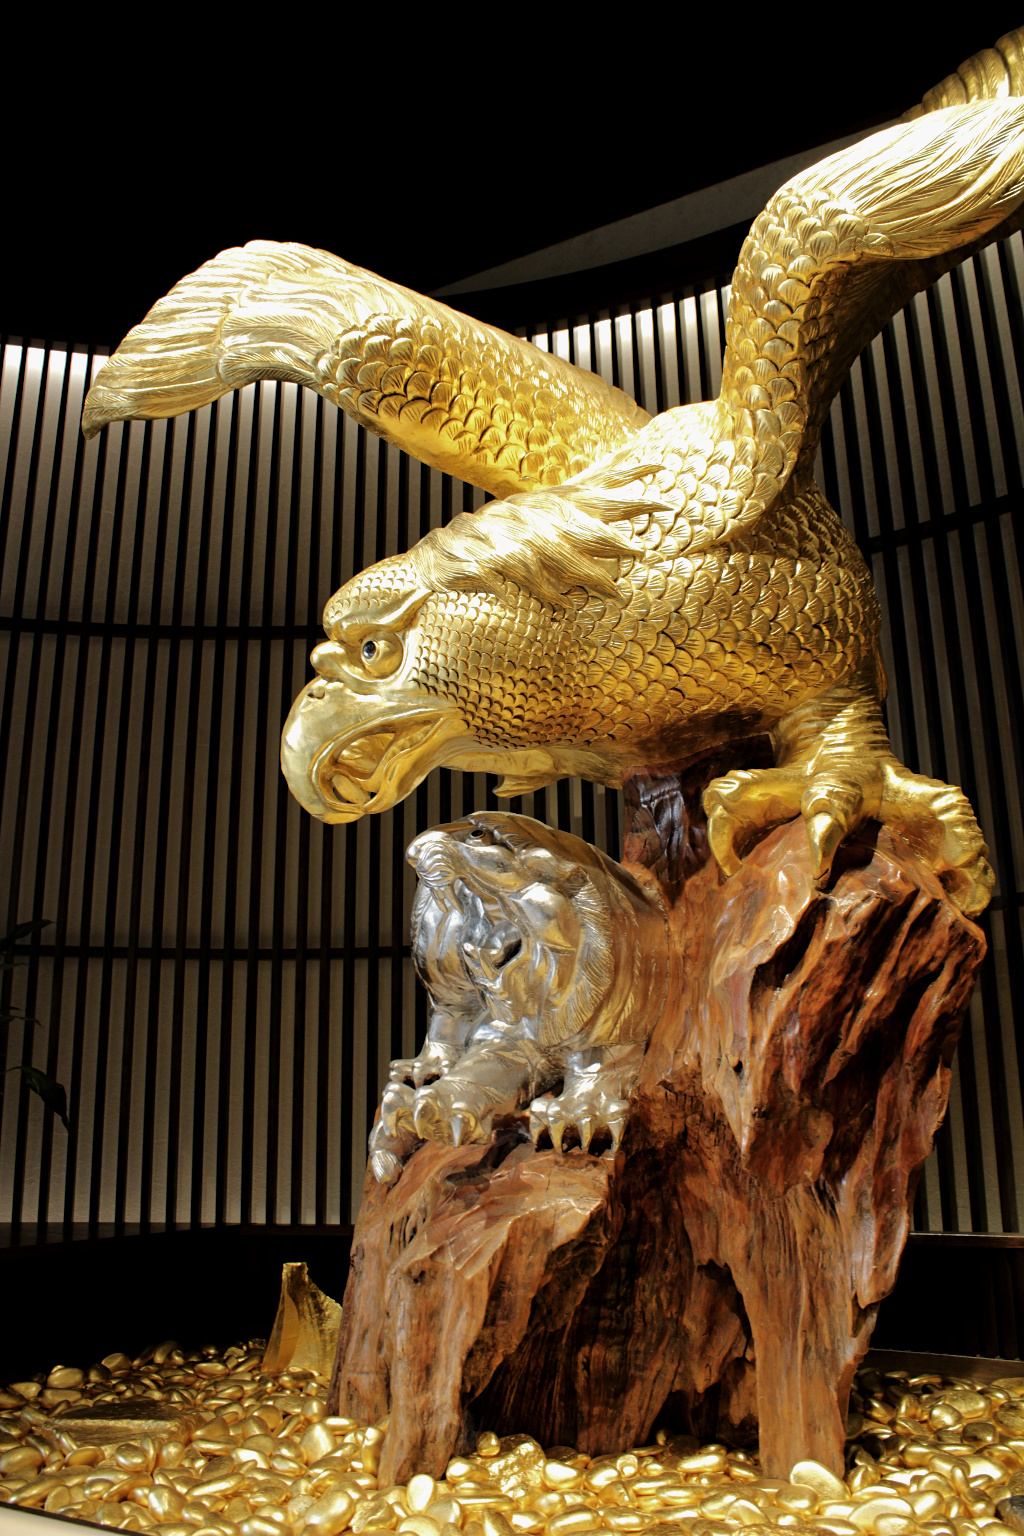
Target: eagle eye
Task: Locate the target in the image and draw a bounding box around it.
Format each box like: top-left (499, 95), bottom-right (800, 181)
top-left (353, 631), bottom-right (403, 677)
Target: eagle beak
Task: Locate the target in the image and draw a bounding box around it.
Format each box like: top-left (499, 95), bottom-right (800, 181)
top-left (280, 676), bottom-right (463, 822)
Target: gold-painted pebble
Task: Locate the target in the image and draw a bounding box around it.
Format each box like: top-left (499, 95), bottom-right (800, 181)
top-left (6, 1345), bottom-right (1024, 1536)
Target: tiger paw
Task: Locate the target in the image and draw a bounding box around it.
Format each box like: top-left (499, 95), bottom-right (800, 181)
top-left (368, 1116), bottom-right (420, 1186)
top-left (411, 1075), bottom-right (495, 1147)
top-left (528, 1078), bottom-right (628, 1155)
top-left (387, 1038), bottom-right (461, 1089)
top-left (381, 1079), bottom-right (417, 1138)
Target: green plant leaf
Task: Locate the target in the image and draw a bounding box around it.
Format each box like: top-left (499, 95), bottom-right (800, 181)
top-left (17, 1065), bottom-right (69, 1129)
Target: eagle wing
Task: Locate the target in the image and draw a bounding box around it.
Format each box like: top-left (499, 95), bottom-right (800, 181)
top-left (707, 29), bottom-right (1024, 544)
top-left (546, 30), bottom-right (1024, 564)
top-left (81, 242), bottom-right (649, 497)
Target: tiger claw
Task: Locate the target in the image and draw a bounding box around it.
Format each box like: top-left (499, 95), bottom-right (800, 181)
top-left (381, 1081), bottom-right (415, 1137)
top-left (370, 1149), bottom-right (403, 1186)
top-left (413, 1099), bottom-right (436, 1140)
top-left (389, 1042), bottom-right (460, 1090)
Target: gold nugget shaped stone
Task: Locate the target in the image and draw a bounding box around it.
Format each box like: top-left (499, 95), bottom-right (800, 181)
top-left (5, 1342), bottom-right (1024, 1536)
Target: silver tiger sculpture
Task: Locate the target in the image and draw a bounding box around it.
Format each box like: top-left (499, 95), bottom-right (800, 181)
top-left (368, 812), bottom-right (669, 1186)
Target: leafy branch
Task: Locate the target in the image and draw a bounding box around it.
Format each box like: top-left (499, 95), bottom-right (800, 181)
top-left (0, 918), bottom-right (69, 1129)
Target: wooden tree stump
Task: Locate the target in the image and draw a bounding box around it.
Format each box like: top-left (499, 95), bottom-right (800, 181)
top-left (329, 749), bottom-right (986, 1485)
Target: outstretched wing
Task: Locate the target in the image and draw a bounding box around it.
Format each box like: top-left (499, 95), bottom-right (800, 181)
top-left (81, 243), bottom-right (649, 497)
top-left (552, 30), bottom-right (1024, 563)
top-left (712, 29), bottom-right (1024, 541)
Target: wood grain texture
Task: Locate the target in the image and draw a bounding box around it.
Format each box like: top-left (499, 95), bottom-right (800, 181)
top-left (329, 750), bottom-right (985, 1483)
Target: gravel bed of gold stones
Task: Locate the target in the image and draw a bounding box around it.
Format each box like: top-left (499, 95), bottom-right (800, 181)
top-left (4, 1350), bottom-right (1024, 1536)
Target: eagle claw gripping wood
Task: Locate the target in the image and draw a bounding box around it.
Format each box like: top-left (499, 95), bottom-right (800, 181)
top-left (81, 30), bottom-right (1024, 918)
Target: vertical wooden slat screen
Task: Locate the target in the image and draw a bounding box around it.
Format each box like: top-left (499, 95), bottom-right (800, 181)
top-left (2, 232), bottom-right (1024, 1233)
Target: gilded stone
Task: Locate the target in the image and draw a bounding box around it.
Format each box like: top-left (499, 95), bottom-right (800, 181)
top-left (792, 1464), bottom-right (847, 1502)
top-left (542, 1463), bottom-right (583, 1491)
top-left (56, 1398), bottom-right (203, 1447)
top-left (46, 1368), bottom-right (86, 1391)
top-left (300, 1424), bottom-right (336, 1464)
top-left (545, 1508), bottom-right (598, 1536)
top-left (302, 1486), bottom-right (358, 1536)
top-left (397, 1518), bottom-right (441, 1536)
top-left (944, 1391), bottom-right (988, 1420)
top-left (482, 1513), bottom-right (517, 1536)
top-left (424, 1500), bottom-right (462, 1526)
top-left (148, 1485), bottom-right (187, 1520)
top-left (100, 1355), bottom-right (132, 1376)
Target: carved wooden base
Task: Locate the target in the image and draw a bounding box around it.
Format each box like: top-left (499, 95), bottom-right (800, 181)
top-left (329, 755), bottom-right (985, 1484)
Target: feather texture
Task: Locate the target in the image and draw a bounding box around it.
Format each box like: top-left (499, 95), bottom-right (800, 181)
top-left (82, 242), bottom-right (649, 497)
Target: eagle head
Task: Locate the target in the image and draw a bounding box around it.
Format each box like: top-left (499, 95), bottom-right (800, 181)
top-left (280, 488), bottom-right (640, 821)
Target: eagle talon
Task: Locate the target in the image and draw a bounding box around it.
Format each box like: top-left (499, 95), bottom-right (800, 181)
top-left (804, 810), bottom-right (849, 885)
top-left (704, 767), bottom-right (804, 877)
top-left (879, 761), bottom-right (995, 917)
top-left (703, 692), bottom-right (993, 917)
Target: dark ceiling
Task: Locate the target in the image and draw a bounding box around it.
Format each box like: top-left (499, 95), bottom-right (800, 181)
top-left (6, 10), bottom-right (1024, 348)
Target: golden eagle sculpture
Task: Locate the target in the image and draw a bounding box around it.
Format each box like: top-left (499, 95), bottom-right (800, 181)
top-left (82, 31), bottom-right (1024, 918)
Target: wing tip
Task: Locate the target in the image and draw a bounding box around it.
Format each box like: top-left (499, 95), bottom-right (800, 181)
top-left (81, 387), bottom-right (118, 439)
